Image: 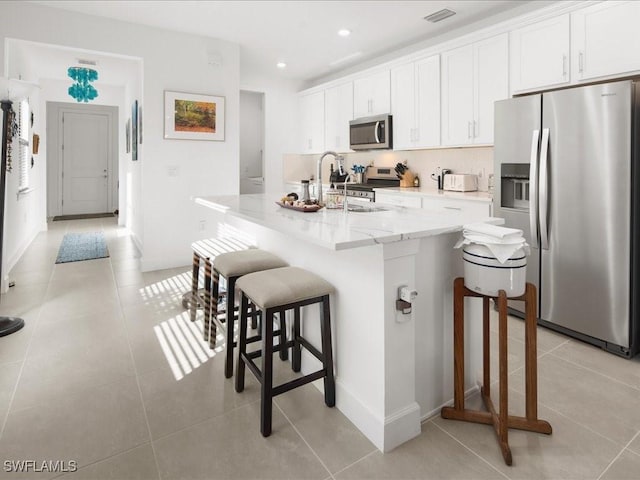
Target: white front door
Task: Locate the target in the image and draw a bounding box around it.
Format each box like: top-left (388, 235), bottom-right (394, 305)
top-left (62, 111), bottom-right (110, 215)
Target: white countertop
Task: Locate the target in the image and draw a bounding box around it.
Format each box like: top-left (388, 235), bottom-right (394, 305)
top-left (374, 186), bottom-right (493, 203)
top-left (195, 194), bottom-right (500, 251)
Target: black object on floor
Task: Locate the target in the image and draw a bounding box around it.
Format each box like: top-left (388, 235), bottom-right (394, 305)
top-left (0, 100), bottom-right (24, 336)
top-left (53, 212), bottom-right (115, 221)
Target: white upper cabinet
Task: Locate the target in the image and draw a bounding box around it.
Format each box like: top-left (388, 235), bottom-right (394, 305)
top-left (510, 15), bottom-right (570, 94)
top-left (571, 1), bottom-right (640, 82)
top-left (353, 70), bottom-right (391, 118)
top-left (391, 55), bottom-right (440, 150)
top-left (474, 34), bottom-right (509, 144)
top-left (324, 82), bottom-right (354, 153)
top-left (299, 91), bottom-right (325, 154)
top-left (442, 34), bottom-right (508, 146)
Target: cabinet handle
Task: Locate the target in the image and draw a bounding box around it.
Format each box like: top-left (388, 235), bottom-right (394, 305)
top-left (444, 206), bottom-right (462, 211)
top-left (562, 55), bottom-right (567, 78)
top-left (467, 121), bottom-right (471, 139)
top-left (473, 120), bottom-right (477, 138)
top-left (579, 52), bottom-right (584, 74)
top-left (308, 139), bottom-right (312, 149)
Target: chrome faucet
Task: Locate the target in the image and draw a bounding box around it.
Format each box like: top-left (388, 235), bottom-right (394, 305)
top-left (342, 174), bottom-right (354, 213)
top-left (317, 151), bottom-right (343, 205)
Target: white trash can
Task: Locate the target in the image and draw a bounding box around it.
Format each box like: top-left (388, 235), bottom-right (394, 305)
top-left (462, 243), bottom-right (527, 297)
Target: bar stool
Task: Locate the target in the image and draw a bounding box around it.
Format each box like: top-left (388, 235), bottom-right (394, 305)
top-left (234, 266), bottom-right (335, 437)
top-left (211, 249), bottom-right (289, 378)
top-left (441, 278), bottom-right (552, 466)
top-left (189, 237), bottom-right (253, 332)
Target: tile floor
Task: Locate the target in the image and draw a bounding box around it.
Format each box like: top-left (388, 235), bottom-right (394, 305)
top-left (0, 218), bottom-right (639, 479)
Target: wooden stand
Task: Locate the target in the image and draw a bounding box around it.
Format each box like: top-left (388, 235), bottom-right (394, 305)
top-left (441, 278), bottom-right (552, 466)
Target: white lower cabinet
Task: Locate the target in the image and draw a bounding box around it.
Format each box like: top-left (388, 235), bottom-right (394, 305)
top-left (375, 192), bottom-right (422, 208)
top-left (422, 197), bottom-right (491, 218)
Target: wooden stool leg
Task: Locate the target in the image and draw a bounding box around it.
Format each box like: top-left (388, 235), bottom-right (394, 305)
top-left (498, 290), bottom-right (512, 466)
top-left (279, 309), bottom-right (289, 361)
top-left (292, 306), bottom-right (301, 372)
top-left (235, 292), bottom-right (249, 393)
top-left (224, 277), bottom-right (237, 379)
top-left (261, 308), bottom-right (275, 437)
top-left (483, 297), bottom-right (491, 397)
top-left (190, 253), bottom-right (200, 322)
top-left (453, 277), bottom-right (465, 410)
top-left (525, 282), bottom-right (538, 421)
top-left (204, 262), bottom-right (214, 344)
top-left (320, 295), bottom-right (335, 407)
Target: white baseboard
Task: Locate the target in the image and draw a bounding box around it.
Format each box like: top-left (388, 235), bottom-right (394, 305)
top-left (2, 226), bottom-right (42, 292)
top-left (420, 384), bottom-right (481, 422)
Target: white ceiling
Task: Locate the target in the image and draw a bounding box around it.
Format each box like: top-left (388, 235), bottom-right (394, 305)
top-left (30, 0), bottom-right (548, 84)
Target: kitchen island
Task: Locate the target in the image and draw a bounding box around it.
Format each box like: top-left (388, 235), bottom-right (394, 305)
top-left (195, 194), bottom-right (499, 452)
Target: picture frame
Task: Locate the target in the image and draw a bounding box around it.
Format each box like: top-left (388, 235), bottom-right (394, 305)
top-left (132, 100), bottom-right (138, 161)
top-left (164, 91), bottom-right (225, 141)
top-left (125, 119), bottom-right (131, 154)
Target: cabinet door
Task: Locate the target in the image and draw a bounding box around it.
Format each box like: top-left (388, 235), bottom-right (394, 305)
top-left (325, 82), bottom-right (353, 152)
top-left (391, 62), bottom-right (416, 150)
top-left (510, 15), bottom-right (570, 93)
top-left (422, 197), bottom-right (491, 218)
top-left (299, 91), bottom-right (325, 154)
top-left (572, 1), bottom-right (640, 82)
top-left (353, 70), bottom-right (391, 118)
top-left (441, 44), bottom-right (474, 146)
top-left (415, 55), bottom-right (440, 148)
top-left (474, 34), bottom-right (508, 144)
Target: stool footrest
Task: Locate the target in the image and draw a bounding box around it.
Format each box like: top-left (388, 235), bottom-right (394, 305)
top-left (298, 337), bottom-right (322, 362)
top-left (272, 370), bottom-right (326, 396)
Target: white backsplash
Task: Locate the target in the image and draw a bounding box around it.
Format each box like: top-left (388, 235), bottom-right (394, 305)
top-left (283, 147), bottom-right (494, 191)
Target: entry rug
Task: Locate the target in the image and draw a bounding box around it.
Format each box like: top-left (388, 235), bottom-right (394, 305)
top-left (55, 232), bottom-right (110, 264)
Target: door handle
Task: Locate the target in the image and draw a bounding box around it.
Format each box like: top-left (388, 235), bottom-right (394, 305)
top-left (539, 128), bottom-right (550, 250)
top-left (374, 121), bottom-right (381, 143)
top-left (529, 129), bottom-right (540, 249)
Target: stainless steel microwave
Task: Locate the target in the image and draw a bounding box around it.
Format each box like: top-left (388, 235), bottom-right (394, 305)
top-left (349, 114), bottom-right (392, 150)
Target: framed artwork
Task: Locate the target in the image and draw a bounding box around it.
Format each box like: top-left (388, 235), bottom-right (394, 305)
top-left (138, 106), bottom-right (143, 144)
top-left (132, 100), bottom-right (138, 161)
top-left (164, 91), bottom-right (225, 141)
top-left (125, 119), bottom-right (131, 153)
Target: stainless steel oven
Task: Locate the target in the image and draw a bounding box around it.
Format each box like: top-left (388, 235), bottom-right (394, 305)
top-left (340, 166), bottom-right (399, 201)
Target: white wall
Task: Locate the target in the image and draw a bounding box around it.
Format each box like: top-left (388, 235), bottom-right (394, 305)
top-left (239, 90), bottom-right (263, 195)
top-left (0, 1), bottom-right (242, 271)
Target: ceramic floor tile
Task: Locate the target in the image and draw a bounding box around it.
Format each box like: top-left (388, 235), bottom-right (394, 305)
top-left (274, 383), bottom-right (376, 474)
top-left (510, 354), bottom-right (640, 445)
top-left (600, 449), bottom-right (640, 480)
top-left (58, 444), bottom-right (159, 480)
top-left (7, 268), bottom-right (53, 287)
top-left (490, 309), bottom-right (570, 354)
top-left (551, 339), bottom-right (640, 389)
top-left (335, 421), bottom-right (504, 480)
top-left (38, 289), bottom-right (120, 322)
top-left (628, 434), bottom-right (640, 456)
top-left (0, 377), bottom-right (149, 479)
top-left (0, 283), bottom-right (48, 316)
top-left (0, 362), bottom-right (22, 427)
top-left (138, 357), bottom-right (260, 440)
top-left (13, 335), bottom-right (136, 413)
top-left (433, 390), bottom-right (620, 480)
top-left (153, 401), bottom-right (330, 480)
top-left (0, 313), bottom-right (38, 363)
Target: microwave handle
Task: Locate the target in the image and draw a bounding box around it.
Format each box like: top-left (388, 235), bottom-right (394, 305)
top-left (374, 121), bottom-right (381, 143)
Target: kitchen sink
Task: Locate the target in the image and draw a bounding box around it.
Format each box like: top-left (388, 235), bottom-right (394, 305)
top-left (346, 204), bottom-right (388, 213)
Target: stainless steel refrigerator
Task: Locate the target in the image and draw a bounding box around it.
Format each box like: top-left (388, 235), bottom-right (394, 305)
top-left (494, 80), bottom-right (640, 358)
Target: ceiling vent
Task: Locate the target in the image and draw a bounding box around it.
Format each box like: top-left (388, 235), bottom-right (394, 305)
top-left (77, 58), bottom-right (97, 66)
top-left (424, 8), bottom-right (456, 23)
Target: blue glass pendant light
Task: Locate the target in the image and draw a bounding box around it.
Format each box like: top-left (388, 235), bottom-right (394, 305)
top-left (67, 67), bottom-right (98, 102)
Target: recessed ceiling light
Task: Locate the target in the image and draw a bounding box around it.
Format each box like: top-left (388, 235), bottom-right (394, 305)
top-left (276, 62), bottom-right (287, 69)
top-left (338, 29), bottom-right (351, 37)
top-left (424, 8), bottom-right (456, 23)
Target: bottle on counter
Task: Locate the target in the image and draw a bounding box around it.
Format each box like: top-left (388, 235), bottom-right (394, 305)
top-left (301, 180), bottom-right (311, 202)
top-left (413, 175), bottom-right (420, 187)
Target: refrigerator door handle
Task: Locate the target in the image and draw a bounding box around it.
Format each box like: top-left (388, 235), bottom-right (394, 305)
top-left (539, 128), bottom-right (550, 250)
top-left (529, 129), bottom-right (540, 249)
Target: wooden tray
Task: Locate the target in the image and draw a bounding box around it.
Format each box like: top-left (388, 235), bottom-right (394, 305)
top-left (276, 201), bottom-right (323, 212)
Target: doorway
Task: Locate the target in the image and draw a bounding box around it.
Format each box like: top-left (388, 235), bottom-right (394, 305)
top-left (47, 102), bottom-right (118, 218)
top-left (239, 91), bottom-right (265, 194)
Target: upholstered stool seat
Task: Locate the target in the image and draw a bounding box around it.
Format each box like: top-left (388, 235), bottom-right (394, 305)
top-left (235, 266), bottom-right (336, 437)
top-left (211, 249), bottom-right (288, 378)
